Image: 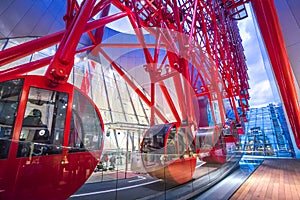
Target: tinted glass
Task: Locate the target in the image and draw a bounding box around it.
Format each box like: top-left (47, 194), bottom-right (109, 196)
top-left (68, 89), bottom-right (103, 152)
top-left (17, 87), bottom-right (68, 157)
top-left (0, 79), bottom-right (23, 159)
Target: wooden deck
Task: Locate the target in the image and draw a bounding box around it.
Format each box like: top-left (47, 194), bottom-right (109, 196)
top-left (230, 159), bottom-right (300, 200)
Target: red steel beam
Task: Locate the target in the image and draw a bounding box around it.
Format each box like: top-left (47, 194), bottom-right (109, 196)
top-left (0, 32), bottom-right (62, 66)
top-left (150, 80), bottom-right (155, 126)
top-left (0, 0), bottom-right (251, 130)
top-left (0, 57), bottom-right (52, 81)
top-left (127, 5), bottom-right (192, 124)
top-left (251, 0), bottom-right (300, 149)
top-left (0, 12), bottom-right (127, 67)
top-left (159, 81), bottom-right (182, 123)
top-left (45, 0), bottom-right (97, 83)
top-left (98, 47), bottom-right (169, 123)
top-left (64, 0), bottom-right (76, 28)
top-left (0, 45), bottom-right (95, 81)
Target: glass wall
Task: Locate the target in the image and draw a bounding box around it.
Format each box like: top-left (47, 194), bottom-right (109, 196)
top-left (241, 104), bottom-right (294, 157)
top-left (73, 126), bottom-right (242, 200)
top-left (0, 35), bottom-right (244, 200)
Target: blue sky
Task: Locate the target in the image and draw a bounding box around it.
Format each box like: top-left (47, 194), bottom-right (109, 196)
top-left (237, 5), bottom-right (280, 108)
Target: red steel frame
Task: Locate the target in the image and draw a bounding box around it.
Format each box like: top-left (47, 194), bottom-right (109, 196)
top-left (0, 0), bottom-right (250, 131)
top-left (113, 0), bottom-right (250, 124)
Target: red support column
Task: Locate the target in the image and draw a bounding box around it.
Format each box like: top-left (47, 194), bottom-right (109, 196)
top-left (45, 0), bottom-right (97, 84)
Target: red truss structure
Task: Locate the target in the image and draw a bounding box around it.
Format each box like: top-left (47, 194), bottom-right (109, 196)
top-left (0, 0), bottom-right (250, 126)
top-left (114, 0), bottom-right (251, 123)
top-left (1, 1), bottom-right (300, 198)
top-left (0, 0), bottom-right (252, 198)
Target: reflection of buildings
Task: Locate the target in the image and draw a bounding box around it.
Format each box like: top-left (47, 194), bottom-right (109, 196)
top-left (241, 104), bottom-right (294, 157)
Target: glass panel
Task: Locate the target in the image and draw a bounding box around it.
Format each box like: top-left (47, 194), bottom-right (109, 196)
top-left (0, 79), bottom-right (24, 159)
top-left (141, 124), bottom-right (167, 153)
top-left (178, 128), bottom-right (195, 157)
top-left (0, 39), bottom-right (7, 50)
top-left (166, 125), bottom-right (177, 159)
top-left (68, 89), bottom-right (103, 152)
top-left (17, 87), bottom-right (68, 157)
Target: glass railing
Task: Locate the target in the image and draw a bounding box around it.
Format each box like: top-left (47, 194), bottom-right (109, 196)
top-left (71, 149), bottom-right (242, 199)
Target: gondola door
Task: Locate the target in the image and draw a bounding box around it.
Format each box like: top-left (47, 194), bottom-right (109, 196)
top-left (0, 75), bottom-right (104, 200)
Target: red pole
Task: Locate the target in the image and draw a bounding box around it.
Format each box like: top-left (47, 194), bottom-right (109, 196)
top-left (0, 45), bottom-right (95, 80)
top-left (99, 48), bottom-right (169, 123)
top-left (0, 12), bottom-right (127, 67)
top-left (150, 79), bottom-right (155, 126)
top-left (159, 81), bottom-right (181, 123)
top-left (45, 0), bottom-right (97, 83)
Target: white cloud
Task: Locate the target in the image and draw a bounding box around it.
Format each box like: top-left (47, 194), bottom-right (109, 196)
top-left (238, 5), bottom-right (280, 108)
top-left (248, 80), bottom-right (274, 107)
top-left (238, 18), bottom-right (252, 43)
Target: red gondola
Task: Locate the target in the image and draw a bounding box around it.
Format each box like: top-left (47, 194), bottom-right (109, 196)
top-left (195, 126), bottom-right (226, 164)
top-left (0, 75), bottom-right (104, 200)
top-left (236, 123), bottom-right (245, 135)
top-left (223, 120), bottom-right (239, 144)
top-left (140, 123), bottom-right (196, 184)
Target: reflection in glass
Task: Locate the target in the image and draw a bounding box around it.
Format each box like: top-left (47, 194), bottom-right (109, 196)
top-left (17, 87), bottom-right (68, 157)
top-left (0, 79), bottom-right (24, 159)
top-left (68, 89), bottom-right (103, 152)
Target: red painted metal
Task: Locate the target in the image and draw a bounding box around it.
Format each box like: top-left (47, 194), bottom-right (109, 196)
top-left (98, 47), bottom-right (169, 123)
top-left (159, 81), bottom-right (182, 123)
top-left (0, 1), bottom-right (250, 126)
top-left (0, 12), bottom-right (127, 67)
top-left (251, 0), bottom-right (300, 149)
top-left (0, 0), bottom-right (251, 194)
top-left (94, 4), bottom-right (111, 44)
top-left (64, 0), bottom-right (76, 28)
top-left (0, 45), bottom-right (95, 81)
top-left (150, 81), bottom-right (156, 125)
top-left (172, 73), bottom-right (188, 120)
top-left (0, 32), bottom-right (62, 66)
top-left (109, 1), bottom-right (249, 184)
top-left (115, 0), bottom-right (249, 124)
top-left (45, 0), bottom-right (96, 84)
top-left (0, 75), bottom-right (104, 199)
top-left (0, 57), bottom-right (53, 81)
top-left (223, 0), bottom-right (251, 20)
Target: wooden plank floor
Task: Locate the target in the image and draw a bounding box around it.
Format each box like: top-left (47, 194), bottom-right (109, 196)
top-left (230, 159), bottom-right (300, 200)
